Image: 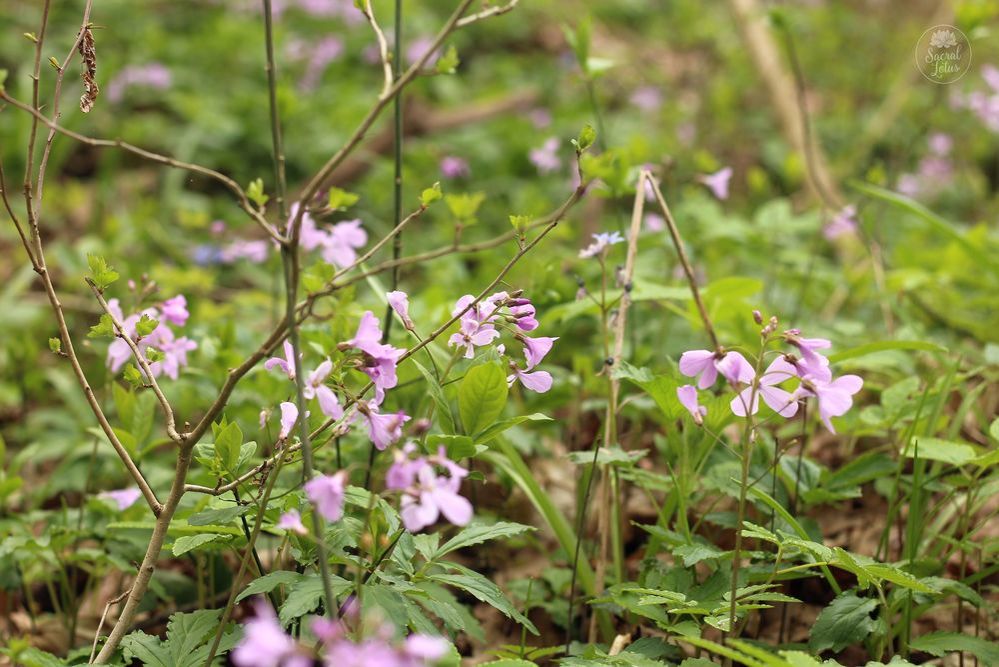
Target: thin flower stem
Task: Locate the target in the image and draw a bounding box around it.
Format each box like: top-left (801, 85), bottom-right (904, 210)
top-left (381, 0), bottom-right (404, 344)
top-left (647, 178), bottom-right (720, 350)
top-left (202, 446), bottom-right (291, 666)
top-left (260, 0), bottom-right (337, 619)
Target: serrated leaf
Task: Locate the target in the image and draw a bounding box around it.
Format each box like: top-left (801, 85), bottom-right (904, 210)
top-left (809, 591), bottom-right (878, 653)
top-left (458, 362), bottom-right (508, 436)
top-left (86, 254), bottom-right (120, 290)
top-left (235, 570), bottom-right (303, 603)
top-left (432, 521), bottom-right (533, 560)
top-left (172, 533), bottom-right (226, 556)
top-left (327, 186), bottom-right (359, 210)
top-left (187, 505), bottom-right (249, 527)
top-left (135, 314), bottom-right (159, 337)
top-left (909, 631), bottom-right (999, 666)
top-left (431, 563), bottom-right (538, 635)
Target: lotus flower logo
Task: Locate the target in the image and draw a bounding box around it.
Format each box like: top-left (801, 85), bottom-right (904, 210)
top-left (929, 29), bottom-right (958, 49)
top-left (915, 25), bottom-right (971, 84)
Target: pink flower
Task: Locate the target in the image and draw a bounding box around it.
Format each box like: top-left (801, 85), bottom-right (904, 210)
top-left (365, 403), bottom-right (409, 450)
top-left (796, 374), bottom-right (864, 433)
top-left (439, 156), bottom-right (470, 179)
top-left (403, 635), bottom-right (448, 662)
top-left (277, 509), bottom-right (308, 535)
top-left (509, 299), bottom-right (539, 331)
top-left (99, 487), bottom-right (142, 510)
top-left (264, 341), bottom-right (298, 380)
top-left (579, 231), bottom-right (624, 258)
top-left (448, 317), bottom-right (500, 359)
top-left (304, 471), bottom-right (347, 522)
top-left (299, 36), bottom-right (344, 92)
top-left (106, 63), bottom-right (172, 104)
top-left (529, 137), bottom-right (561, 174)
top-left (644, 213), bottom-right (666, 232)
top-left (679, 349), bottom-right (755, 389)
top-left (231, 600), bottom-right (310, 667)
top-left (220, 239), bottom-right (270, 263)
top-left (291, 202), bottom-right (328, 251)
top-left (823, 205), bottom-right (858, 241)
top-left (699, 166), bottom-right (733, 200)
top-left (303, 359), bottom-right (343, 420)
top-left (730, 358), bottom-right (799, 418)
top-left (321, 219), bottom-right (367, 268)
top-left (393, 450), bottom-right (472, 532)
top-left (150, 334), bottom-right (197, 380)
top-left (529, 108), bottom-right (552, 128)
top-left (279, 401), bottom-right (299, 440)
top-left (160, 295), bottom-right (189, 326)
top-left (630, 85), bottom-right (663, 111)
top-left (508, 366), bottom-right (553, 393)
top-left (386, 290), bottom-right (414, 330)
top-left (521, 335), bottom-right (557, 369)
top-left (783, 331), bottom-right (832, 382)
top-left (676, 385), bottom-right (706, 425)
top-left (345, 312), bottom-right (404, 402)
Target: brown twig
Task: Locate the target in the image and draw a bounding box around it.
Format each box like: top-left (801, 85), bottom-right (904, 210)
top-left (1, 92), bottom-right (284, 244)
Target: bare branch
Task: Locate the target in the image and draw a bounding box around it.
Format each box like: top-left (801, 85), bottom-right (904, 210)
top-left (1, 92), bottom-right (285, 244)
top-left (455, 0), bottom-right (519, 27)
top-left (360, 0), bottom-right (395, 97)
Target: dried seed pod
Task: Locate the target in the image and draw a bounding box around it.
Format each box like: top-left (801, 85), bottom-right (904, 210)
top-left (78, 25), bottom-right (99, 113)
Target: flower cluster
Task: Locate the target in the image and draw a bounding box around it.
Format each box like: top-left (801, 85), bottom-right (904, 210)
top-left (896, 133), bottom-right (954, 200)
top-left (952, 66), bottom-right (999, 132)
top-left (446, 291), bottom-right (556, 393)
top-left (232, 601), bottom-right (447, 667)
top-left (106, 294), bottom-right (197, 380)
top-left (386, 444), bottom-right (472, 532)
top-left (295, 202), bottom-right (368, 269)
top-left (676, 317), bottom-right (863, 433)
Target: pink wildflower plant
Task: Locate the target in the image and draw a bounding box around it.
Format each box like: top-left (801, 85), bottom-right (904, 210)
top-left (386, 445), bottom-right (473, 532)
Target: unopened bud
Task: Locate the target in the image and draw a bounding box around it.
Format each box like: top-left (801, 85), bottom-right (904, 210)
top-left (752, 309), bottom-right (763, 324)
top-left (411, 418), bottom-right (432, 436)
top-left (360, 533), bottom-right (374, 552)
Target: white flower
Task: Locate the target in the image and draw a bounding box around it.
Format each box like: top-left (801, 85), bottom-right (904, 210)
top-left (930, 29), bottom-right (958, 49)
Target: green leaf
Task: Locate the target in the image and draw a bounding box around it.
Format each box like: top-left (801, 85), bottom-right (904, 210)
top-left (413, 360), bottom-right (455, 434)
top-left (445, 192), bottom-right (486, 223)
top-left (827, 340), bottom-right (947, 363)
top-left (123, 364), bottom-right (144, 387)
top-left (435, 45), bottom-right (460, 74)
top-left (475, 413), bottom-right (551, 444)
top-left (247, 178), bottom-right (269, 207)
top-left (426, 434), bottom-right (475, 460)
top-left (121, 609), bottom-right (238, 667)
top-left (850, 181), bottom-right (999, 278)
top-left (904, 437), bottom-right (977, 466)
top-left (213, 421), bottom-right (244, 472)
top-left (809, 591), bottom-right (878, 653)
top-left (88, 313), bottom-right (116, 338)
top-left (48, 337), bottom-right (61, 353)
top-left (135, 314), bottom-right (159, 337)
top-left (278, 573), bottom-right (352, 625)
top-left (327, 186), bottom-right (359, 210)
top-left (187, 505), bottom-right (249, 527)
top-left (86, 254), bottom-right (119, 290)
top-left (572, 124), bottom-right (596, 153)
top-left (235, 570), bottom-right (303, 603)
top-left (430, 564), bottom-right (538, 635)
top-left (909, 632), bottom-right (999, 666)
top-left (458, 362), bottom-right (508, 436)
top-left (172, 533), bottom-right (226, 557)
top-left (420, 182), bottom-right (443, 206)
top-left (432, 521), bottom-right (533, 560)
